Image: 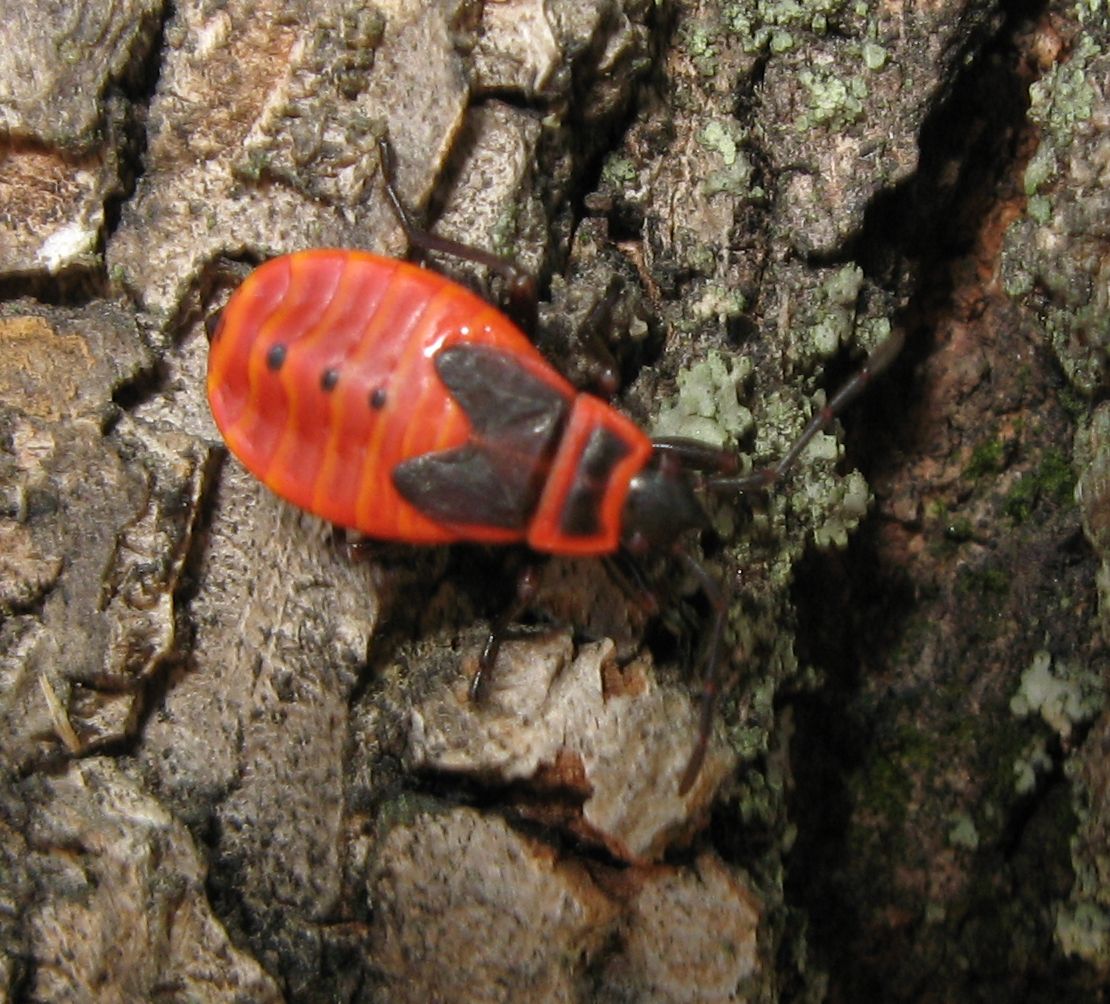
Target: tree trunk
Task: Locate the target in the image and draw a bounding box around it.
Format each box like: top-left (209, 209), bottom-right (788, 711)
top-left (1, 0), bottom-right (1106, 1001)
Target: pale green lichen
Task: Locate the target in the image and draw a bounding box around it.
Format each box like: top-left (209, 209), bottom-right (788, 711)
top-left (1074, 0), bottom-right (1104, 24)
top-left (771, 407), bottom-right (869, 550)
top-left (690, 282), bottom-right (749, 326)
top-left (770, 29), bottom-right (795, 53)
top-left (1025, 194), bottom-right (1052, 225)
top-left (685, 23), bottom-right (720, 76)
top-left (600, 153), bottom-right (639, 191)
top-left (1003, 31), bottom-right (1108, 395)
top-left (811, 467), bottom-right (870, 549)
top-left (783, 265), bottom-right (884, 381)
top-left (805, 265), bottom-right (866, 358)
top-left (652, 351), bottom-right (755, 448)
top-left (724, 0), bottom-right (855, 54)
top-left (1013, 736), bottom-right (1053, 794)
top-left (1020, 33), bottom-right (1098, 201)
top-left (862, 41), bottom-right (887, 71)
top-left (796, 66), bottom-right (868, 132)
top-left (1010, 650), bottom-right (1103, 740)
top-left (1028, 34), bottom-right (1098, 133)
top-left (822, 263), bottom-right (865, 305)
top-left (749, 387), bottom-right (824, 459)
top-left (700, 120), bottom-right (739, 165)
top-left (699, 120), bottom-right (756, 196)
top-left (1023, 145), bottom-right (1056, 197)
top-left (947, 813), bottom-right (980, 851)
top-left (1056, 901), bottom-right (1110, 965)
top-left (856, 315), bottom-right (893, 356)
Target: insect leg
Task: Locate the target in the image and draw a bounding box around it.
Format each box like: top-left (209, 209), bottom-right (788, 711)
top-left (707, 326), bottom-right (906, 494)
top-left (674, 547), bottom-right (728, 796)
top-left (377, 136), bottom-right (538, 335)
top-left (575, 277), bottom-right (626, 399)
top-left (607, 549), bottom-right (724, 792)
top-left (603, 551), bottom-right (661, 618)
top-left (378, 135), bottom-right (636, 397)
top-left (202, 257), bottom-right (255, 342)
top-left (473, 563), bottom-right (544, 702)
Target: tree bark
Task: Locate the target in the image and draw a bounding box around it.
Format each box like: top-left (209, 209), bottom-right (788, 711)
top-left (1, 0), bottom-right (1106, 1001)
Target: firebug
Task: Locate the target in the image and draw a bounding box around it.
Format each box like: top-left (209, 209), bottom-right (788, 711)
top-left (206, 139), bottom-right (903, 793)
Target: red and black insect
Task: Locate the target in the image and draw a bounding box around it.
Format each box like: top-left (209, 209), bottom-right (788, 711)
top-left (207, 141), bottom-right (903, 794)
top-left (207, 248), bottom-right (651, 556)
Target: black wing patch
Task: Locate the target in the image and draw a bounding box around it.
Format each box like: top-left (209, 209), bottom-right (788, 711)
top-left (392, 344), bottom-right (569, 529)
top-left (434, 345), bottom-right (567, 447)
top-left (393, 444), bottom-right (534, 529)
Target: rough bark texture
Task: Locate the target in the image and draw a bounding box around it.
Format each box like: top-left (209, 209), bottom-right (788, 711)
top-left (1, 0), bottom-right (1107, 1001)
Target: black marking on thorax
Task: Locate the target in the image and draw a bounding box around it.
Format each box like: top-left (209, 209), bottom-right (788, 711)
top-left (559, 426), bottom-right (631, 537)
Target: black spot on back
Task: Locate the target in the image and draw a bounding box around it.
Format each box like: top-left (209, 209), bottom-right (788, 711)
top-left (320, 367), bottom-right (339, 392)
top-left (369, 386), bottom-right (387, 409)
top-left (266, 343), bottom-right (287, 370)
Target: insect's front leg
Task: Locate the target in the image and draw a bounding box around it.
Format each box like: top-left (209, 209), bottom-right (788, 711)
top-left (674, 547), bottom-right (728, 796)
top-left (472, 563), bottom-right (545, 703)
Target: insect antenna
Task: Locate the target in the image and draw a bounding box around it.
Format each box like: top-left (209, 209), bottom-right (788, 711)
top-left (707, 327), bottom-right (906, 494)
top-left (670, 326), bottom-right (906, 793)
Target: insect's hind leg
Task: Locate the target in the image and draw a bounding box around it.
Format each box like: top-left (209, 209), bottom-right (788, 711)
top-left (377, 135), bottom-right (538, 335)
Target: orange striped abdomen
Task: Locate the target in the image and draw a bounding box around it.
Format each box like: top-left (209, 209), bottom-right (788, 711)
top-left (207, 249), bottom-right (571, 543)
